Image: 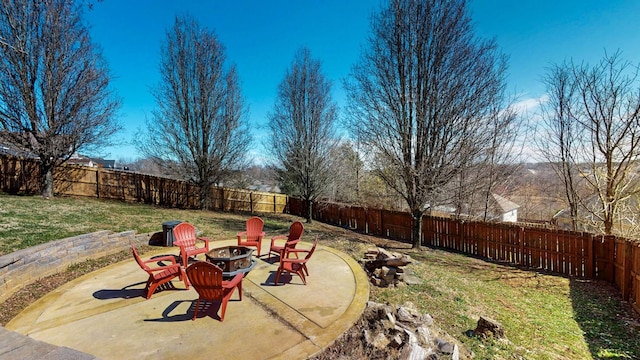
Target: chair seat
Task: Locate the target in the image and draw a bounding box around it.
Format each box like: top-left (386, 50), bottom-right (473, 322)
top-left (274, 237), bottom-right (318, 285)
top-left (131, 245), bottom-right (188, 299)
top-left (152, 265), bottom-right (182, 280)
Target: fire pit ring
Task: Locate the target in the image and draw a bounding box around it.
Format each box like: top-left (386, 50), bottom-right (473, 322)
top-left (205, 246), bottom-right (257, 278)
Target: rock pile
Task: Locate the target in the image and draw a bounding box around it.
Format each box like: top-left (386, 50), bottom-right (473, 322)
top-left (357, 301), bottom-right (465, 359)
top-left (310, 300), bottom-right (467, 359)
top-left (361, 247), bottom-right (414, 287)
top-left (472, 316), bottom-right (505, 339)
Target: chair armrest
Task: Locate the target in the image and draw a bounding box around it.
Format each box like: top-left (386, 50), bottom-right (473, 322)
top-left (222, 273), bottom-right (243, 288)
top-left (237, 231), bottom-right (247, 241)
top-left (270, 235), bottom-right (287, 246)
top-left (288, 239), bottom-right (301, 246)
top-left (287, 248), bottom-right (309, 254)
top-left (283, 247), bottom-right (308, 259)
top-left (147, 262), bottom-right (182, 272)
top-left (281, 258), bottom-right (306, 265)
top-left (143, 255), bottom-right (178, 265)
top-left (197, 237), bottom-right (211, 251)
top-left (196, 237), bottom-right (211, 244)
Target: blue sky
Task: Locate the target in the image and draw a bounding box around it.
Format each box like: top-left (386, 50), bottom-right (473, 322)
top-left (83, 0), bottom-right (640, 162)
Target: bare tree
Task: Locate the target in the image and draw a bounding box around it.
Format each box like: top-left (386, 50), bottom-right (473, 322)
top-left (540, 52), bottom-right (640, 235)
top-left (268, 47), bottom-right (339, 223)
top-left (448, 100), bottom-right (524, 222)
top-left (0, 0), bottom-right (121, 197)
top-left (538, 64), bottom-right (582, 230)
top-left (137, 16), bottom-right (250, 210)
top-left (326, 141), bottom-right (364, 204)
top-left (345, 0), bottom-right (510, 249)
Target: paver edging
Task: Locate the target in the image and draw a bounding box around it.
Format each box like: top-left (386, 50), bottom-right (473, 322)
top-left (0, 230), bottom-right (151, 304)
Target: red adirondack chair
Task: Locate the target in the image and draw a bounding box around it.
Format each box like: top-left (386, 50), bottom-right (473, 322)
top-left (269, 221), bottom-right (304, 260)
top-left (131, 244), bottom-right (188, 299)
top-left (274, 237), bottom-right (318, 285)
top-left (237, 216), bottom-right (265, 256)
top-left (186, 261), bottom-right (243, 321)
top-left (173, 222), bottom-right (211, 268)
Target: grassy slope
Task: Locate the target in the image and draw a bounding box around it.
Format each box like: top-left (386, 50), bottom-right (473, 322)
top-left (1, 193), bottom-right (638, 359)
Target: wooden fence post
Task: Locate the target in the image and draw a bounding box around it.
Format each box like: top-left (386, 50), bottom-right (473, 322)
top-left (459, 220), bottom-right (465, 253)
top-left (424, 216), bottom-right (430, 247)
top-left (621, 240), bottom-right (633, 301)
top-left (586, 234), bottom-right (595, 278)
top-left (519, 227), bottom-right (525, 266)
top-left (121, 172), bottom-right (125, 200)
top-left (604, 235), bottom-right (616, 282)
top-left (96, 168), bottom-right (100, 199)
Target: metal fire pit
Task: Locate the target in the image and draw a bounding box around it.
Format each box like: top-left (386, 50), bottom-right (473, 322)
top-left (205, 246), bottom-right (256, 278)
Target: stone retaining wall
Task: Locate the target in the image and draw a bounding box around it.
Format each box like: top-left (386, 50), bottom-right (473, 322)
top-left (0, 230), bottom-right (152, 303)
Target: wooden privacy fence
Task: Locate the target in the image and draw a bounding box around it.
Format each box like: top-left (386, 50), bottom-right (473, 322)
top-left (291, 198), bottom-right (640, 314)
top-left (0, 154), bottom-right (288, 214)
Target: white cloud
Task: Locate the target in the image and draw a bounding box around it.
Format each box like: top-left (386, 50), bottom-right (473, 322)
top-left (509, 94), bottom-right (550, 163)
top-left (510, 94), bottom-right (548, 116)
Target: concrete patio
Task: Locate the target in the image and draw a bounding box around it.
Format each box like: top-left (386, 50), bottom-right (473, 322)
top-left (2, 239), bottom-right (369, 359)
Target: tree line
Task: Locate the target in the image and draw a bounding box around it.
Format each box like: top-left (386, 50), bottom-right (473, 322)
top-left (1, 0), bottom-right (638, 249)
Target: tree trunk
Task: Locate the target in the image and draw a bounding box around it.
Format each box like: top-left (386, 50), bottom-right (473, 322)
top-left (199, 183), bottom-right (212, 210)
top-left (604, 194), bottom-right (614, 235)
top-left (40, 164), bottom-right (54, 198)
top-left (411, 209), bottom-right (423, 250)
top-left (305, 199), bottom-right (313, 224)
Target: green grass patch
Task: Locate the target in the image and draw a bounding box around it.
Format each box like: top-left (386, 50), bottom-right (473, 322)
top-left (0, 194), bottom-right (250, 254)
top-left (371, 248), bottom-right (640, 359)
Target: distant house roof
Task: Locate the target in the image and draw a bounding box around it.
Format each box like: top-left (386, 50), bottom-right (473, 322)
top-left (0, 144), bottom-right (120, 171)
top-left (248, 184), bottom-right (281, 193)
top-left (491, 193), bottom-right (520, 213)
top-left (93, 158), bottom-right (116, 168)
top-left (67, 154), bottom-right (95, 167)
top-left (424, 193), bottom-right (519, 221)
top-left (0, 142), bottom-right (38, 159)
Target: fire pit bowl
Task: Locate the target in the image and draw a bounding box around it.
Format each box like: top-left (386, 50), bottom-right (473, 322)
top-left (205, 246), bottom-right (256, 278)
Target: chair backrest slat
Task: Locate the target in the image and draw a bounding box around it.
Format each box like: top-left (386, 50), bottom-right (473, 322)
top-left (288, 221), bottom-right (304, 241)
top-left (174, 222), bottom-right (197, 247)
top-left (245, 217), bottom-right (264, 240)
top-left (187, 262), bottom-right (225, 299)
